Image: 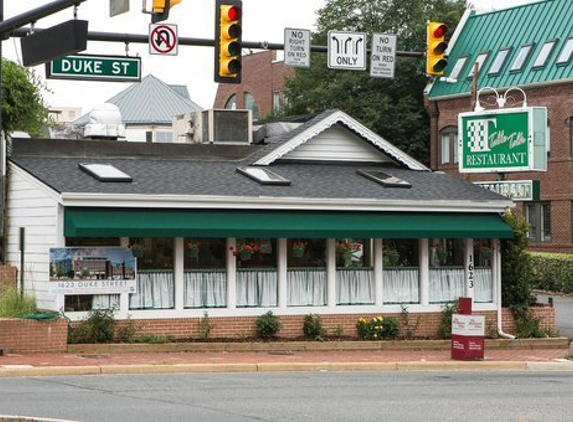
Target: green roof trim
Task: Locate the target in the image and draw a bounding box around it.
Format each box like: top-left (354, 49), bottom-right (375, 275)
top-left (64, 208), bottom-right (512, 239)
top-left (429, 0), bottom-right (573, 99)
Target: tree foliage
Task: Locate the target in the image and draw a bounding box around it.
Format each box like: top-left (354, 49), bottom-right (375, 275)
top-left (501, 211), bottom-right (534, 308)
top-left (282, 0), bottom-right (465, 163)
top-left (1, 58), bottom-right (49, 137)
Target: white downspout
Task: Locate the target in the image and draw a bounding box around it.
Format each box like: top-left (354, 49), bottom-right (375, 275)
top-left (495, 238), bottom-right (515, 339)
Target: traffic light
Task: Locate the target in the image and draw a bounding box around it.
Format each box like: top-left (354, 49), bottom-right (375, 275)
top-left (426, 21), bottom-right (449, 76)
top-left (215, 0), bottom-right (243, 84)
top-left (151, 0), bottom-right (181, 23)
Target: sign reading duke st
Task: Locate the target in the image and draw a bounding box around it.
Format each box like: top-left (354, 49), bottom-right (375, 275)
top-left (458, 107), bottom-right (547, 173)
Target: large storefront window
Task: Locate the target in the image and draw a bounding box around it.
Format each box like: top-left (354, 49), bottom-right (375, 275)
top-left (184, 238), bottom-right (227, 308)
top-left (383, 239), bottom-right (420, 304)
top-left (287, 239), bottom-right (326, 306)
top-left (235, 238), bottom-right (277, 307)
top-left (64, 237), bottom-right (121, 312)
top-left (129, 238), bottom-right (175, 310)
top-left (336, 238), bottom-right (374, 305)
top-left (429, 239), bottom-right (464, 303)
top-left (474, 239), bottom-right (493, 303)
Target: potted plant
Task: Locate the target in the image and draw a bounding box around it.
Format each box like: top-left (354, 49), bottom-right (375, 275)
top-left (383, 247), bottom-right (400, 267)
top-left (186, 240), bottom-right (202, 259)
top-left (128, 242), bottom-right (144, 258)
top-left (230, 242), bottom-right (260, 261)
top-left (481, 246), bottom-right (492, 259)
top-left (292, 241), bottom-right (306, 258)
top-left (336, 240), bottom-right (362, 268)
top-left (436, 246), bottom-right (448, 263)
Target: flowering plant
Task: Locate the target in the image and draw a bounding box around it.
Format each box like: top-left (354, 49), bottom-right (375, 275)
top-left (356, 316), bottom-right (399, 340)
top-left (336, 240), bottom-right (362, 254)
top-left (292, 241), bottom-right (306, 253)
top-left (230, 242), bottom-right (260, 261)
top-left (127, 242), bottom-right (144, 258)
top-left (186, 240), bottom-right (202, 258)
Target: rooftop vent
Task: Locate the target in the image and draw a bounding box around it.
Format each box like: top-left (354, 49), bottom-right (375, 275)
top-left (172, 109), bottom-right (252, 144)
top-left (83, 103), bottom-right (125, 140)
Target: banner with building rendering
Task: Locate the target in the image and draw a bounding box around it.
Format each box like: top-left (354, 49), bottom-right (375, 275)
top-left (49, 247), bottom-right (137, 294)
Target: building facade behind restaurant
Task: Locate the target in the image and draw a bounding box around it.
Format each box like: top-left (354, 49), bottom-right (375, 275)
top-left (213, 50), bottom-right (295, 120)
top-left (426, 0), bottom-right (573, 253)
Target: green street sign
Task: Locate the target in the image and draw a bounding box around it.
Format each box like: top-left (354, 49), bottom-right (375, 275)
top-left (458, 107), bottom-right (547, 173)
top-left (46, 54), bottom-right (141, 82)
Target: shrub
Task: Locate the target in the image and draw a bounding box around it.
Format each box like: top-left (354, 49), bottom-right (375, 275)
top-left (510, 305), bottom-right (553, 339)
top-left (439, 302), bottom-right (458, 340)
top-left (197, 311), bottom-right (215, 341)
top-left (501, 211), bottom-right (535, 307)
top-left (332, 325), bottom-right (345, 339)
top-left (529, 252), bottom-right (573, 294)
top-left (115, 316), bottom-right (139, 343)
top-left (68, 307), bottom-right (117, 344)
top-left (356, 316), bottom-right (399, 340)
top-left (303, 314), bottom-right (326, 341)
top-left (256, 311), bottom-right (281, 340)
top-left (136, 334), bottom-right (173, 344)
top-left (399, 305), bottom-right (421, 340)
top-left (0, 288), bottom-right (38, 318)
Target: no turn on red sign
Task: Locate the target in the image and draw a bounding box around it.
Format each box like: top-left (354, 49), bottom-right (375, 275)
top-left (149, 23), bottom-right (178, 56)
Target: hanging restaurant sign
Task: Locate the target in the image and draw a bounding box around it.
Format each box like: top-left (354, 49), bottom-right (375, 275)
top-left (474, 180), bottom-right (540, 201)
top-left (458, 107), bottom-right (547, 173)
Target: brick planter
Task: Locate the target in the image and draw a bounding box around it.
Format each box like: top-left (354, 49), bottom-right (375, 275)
top-left (0, 318), bottom-right (68, 354)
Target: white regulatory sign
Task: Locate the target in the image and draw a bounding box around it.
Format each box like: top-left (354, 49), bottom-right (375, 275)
top-left (149, 23), bottom-right (178, 56)
top-left (284, 28), bottom-right (310, 68)
top-left (370, 33), bottom-right (397, 78)
top-left (328, 30), bottom-right (366, 70)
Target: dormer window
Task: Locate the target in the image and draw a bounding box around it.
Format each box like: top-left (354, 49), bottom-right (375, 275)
top-left (556, 37), bottom-right (573, 65)
top-left (449, 56), bottom-right (468, 80)
top-left (467, 52), bottom-right (489, 79)
top-left (510, 44), bottom-right (533, 72)
top-left (533, 40), bottom-right (556, 68)
top-left (488, 48), bottom-right (511, 75)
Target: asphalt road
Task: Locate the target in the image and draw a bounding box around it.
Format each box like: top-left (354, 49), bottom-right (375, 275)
top-left (0, 372), bottom-right (572, 421)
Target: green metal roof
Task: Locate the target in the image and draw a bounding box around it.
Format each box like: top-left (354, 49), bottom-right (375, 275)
top-left (429, 0), bottom-right (573, 99)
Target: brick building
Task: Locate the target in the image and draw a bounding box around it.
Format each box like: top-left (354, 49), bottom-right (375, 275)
top-left (426, 0), bottom-right (573, 253)
top-left (213, 50), bottom-right (295, 120)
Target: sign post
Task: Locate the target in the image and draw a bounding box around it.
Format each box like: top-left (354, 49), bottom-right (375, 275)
top-left (46, 54), bottom-right (141, 82)
top-left (327, 30), bottom-right (366, 70)
top-left (284, 28), bottom-right (310, 68)
top-left (370, 33), bottom-right (396, 78)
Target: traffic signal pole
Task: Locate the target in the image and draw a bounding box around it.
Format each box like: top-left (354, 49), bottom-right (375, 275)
top-left (9, 27), bottom-right (424, 58)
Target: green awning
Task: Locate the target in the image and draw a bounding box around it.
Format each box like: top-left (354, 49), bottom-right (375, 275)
top-left (64, 207), bottom-right (512, 239)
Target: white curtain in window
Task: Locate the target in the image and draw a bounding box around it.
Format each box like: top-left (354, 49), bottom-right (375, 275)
top-left (337, 268), bottom-right (374, 305)
top-left (287, 269), bottom-right (327, 306)
top-left (383, 268), bottom-right (420, 304)
top-left (184, 270), bottom-right (227, 308)
top-left (236, 269), bottom-right (277, 307)
top-left (474, 267), bottom-right (493, 303)
top-left (92, 294), bottom-right (120, 310)
top-left (429, 268), bottom-right (464, 303)
top-left (129, 270), bottom-right (174, 309)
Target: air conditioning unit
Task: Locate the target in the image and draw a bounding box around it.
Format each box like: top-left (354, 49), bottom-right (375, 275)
top-left (172, 109), bottom-right (252, 144)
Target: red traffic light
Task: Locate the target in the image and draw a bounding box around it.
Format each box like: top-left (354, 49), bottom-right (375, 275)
top-left (226, 5), bottom-right (242, 21)
top-left (432, 23), bottom-right (448, 38)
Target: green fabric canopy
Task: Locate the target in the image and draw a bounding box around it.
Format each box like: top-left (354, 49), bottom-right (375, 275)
top-left (64, 207), bottom-right (512, 239)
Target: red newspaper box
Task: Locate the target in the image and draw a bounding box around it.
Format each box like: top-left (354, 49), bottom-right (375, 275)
top-left (451, 298), bottom-right (485, 360)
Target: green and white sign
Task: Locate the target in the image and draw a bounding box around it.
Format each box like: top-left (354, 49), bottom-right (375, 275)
top-left (474, 180), bottom-right (540, 201)
top-left (46, 54), bottom-right (142, 82)
top-left (458, 107), bottom-right (547, 173)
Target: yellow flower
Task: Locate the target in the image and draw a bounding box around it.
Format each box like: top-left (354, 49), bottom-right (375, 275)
top-left (373, 333), bottom-right (378, 339)
top-left (377, 316), bottom-right (383, 321)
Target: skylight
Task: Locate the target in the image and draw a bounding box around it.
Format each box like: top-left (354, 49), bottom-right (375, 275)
top-left (237, 167), bottom-right (291, 186)
top-left (467, 52), bottom-right (489, 79)
top-left (357, 170), bottom-right (411, 188)
top-left (533, 40), bottom-right (556, 68)
top-left (488, 48), bottom-right (510, 75)
top-left (556, 37), bottom-right (573, 65)
top-left (449, 57), bottom-right (468, 80)
top-left (510, 45), bottom-right (533, 71)
top-left (79, 163), bottom-right (132, 182)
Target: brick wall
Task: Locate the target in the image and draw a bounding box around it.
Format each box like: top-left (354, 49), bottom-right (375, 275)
top-left (0, 318), bottom-right (68, 354)
top-left (427, 83), bottom-right (573, 253)
top-left (0, 265), bottom-right (17, 293)
top-left (114, 307), bottom-right (555, 341)
top-left (212, 50), bottom-right (295, 118)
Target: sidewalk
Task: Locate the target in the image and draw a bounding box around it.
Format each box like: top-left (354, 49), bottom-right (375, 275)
top-left (1, 343), bottom-right (572, 377)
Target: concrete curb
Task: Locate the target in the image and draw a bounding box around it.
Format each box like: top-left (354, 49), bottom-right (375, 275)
top-left (1, 360), bottom-right (573, 378)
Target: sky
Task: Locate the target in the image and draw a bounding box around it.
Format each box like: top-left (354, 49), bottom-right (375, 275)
top-left (2, 0), bottom-right (538, 115)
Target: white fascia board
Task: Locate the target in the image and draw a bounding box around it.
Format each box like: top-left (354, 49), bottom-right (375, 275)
top-left (61, 192), bottom-right (513, 213)
top-left (254, 110), bottom-right (429, 171)
top-left (9, 162), bottom-right (63, 203)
